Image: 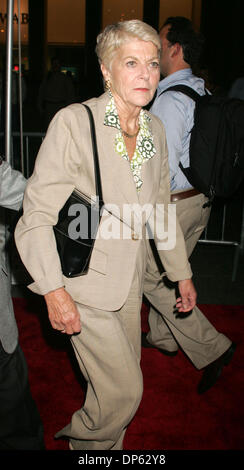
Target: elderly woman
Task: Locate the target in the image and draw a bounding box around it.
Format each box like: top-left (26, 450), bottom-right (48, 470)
top-left (15, 20), bottom-right (196, 450)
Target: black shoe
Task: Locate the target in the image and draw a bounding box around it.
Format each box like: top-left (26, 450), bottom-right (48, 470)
top-left (198, 342), bottom-right (237, 394)
top-left (141, 332), bottom-right (178, 357)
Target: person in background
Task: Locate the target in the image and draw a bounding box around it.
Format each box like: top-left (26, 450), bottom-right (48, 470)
top-left (0, 156), bottom-right (45, 450)
top-left (228, 72), bottom-right (244, 100)
top-left (143, 16), bottom-right (236, 395)
top-left (38, 57), bottom-right (76, 130)
top-left (15, 20), bottom-right (196, 450)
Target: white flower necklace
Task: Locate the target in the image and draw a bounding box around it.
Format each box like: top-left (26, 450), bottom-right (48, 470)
top-left (104, 95), bottom-right (156, 191)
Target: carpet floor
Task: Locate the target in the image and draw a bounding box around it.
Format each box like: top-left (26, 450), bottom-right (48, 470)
top-left (13, 297), bottom-right (244, 451)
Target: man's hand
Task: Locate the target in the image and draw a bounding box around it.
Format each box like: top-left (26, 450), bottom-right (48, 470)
top-left (44, 287), bottom-right (81, 334)
top-left (176, 279), bottom-right (197, 312)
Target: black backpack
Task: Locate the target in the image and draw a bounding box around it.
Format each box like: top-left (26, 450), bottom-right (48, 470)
top-left (159, 85), bottom-right (244, 203)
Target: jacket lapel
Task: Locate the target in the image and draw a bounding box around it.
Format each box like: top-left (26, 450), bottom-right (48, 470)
top-left (95, 95), bottom-right (140, 208)
top-left (138, 113), bottom-right (160, 209)
top-left (92, 93), bottom-right (162, 231)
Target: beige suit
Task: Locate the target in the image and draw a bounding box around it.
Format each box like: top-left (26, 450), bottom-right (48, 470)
top-left (144, 192), bottom-right (231, 369)
top-left (15, 92), bottom-right (192, 449)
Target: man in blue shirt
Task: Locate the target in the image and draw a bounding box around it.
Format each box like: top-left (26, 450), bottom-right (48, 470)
top-left (144, 17), bottom-right (236, 394)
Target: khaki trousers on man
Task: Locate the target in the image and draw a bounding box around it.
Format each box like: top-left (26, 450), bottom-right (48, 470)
top-left (143, 192), bottom-right (231, 370)
top-left (55, 242), bottom-right (146, 450)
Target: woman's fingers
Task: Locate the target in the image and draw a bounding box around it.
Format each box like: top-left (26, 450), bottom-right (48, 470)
top-left (44, 287), bottom-right (81, 334)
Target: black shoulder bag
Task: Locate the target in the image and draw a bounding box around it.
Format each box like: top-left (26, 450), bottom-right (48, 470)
top-left (53, 104), bottom-right (104, 278)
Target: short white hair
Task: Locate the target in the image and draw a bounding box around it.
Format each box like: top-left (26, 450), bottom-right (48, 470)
top-left (96, 19), bottom-right (161, 69)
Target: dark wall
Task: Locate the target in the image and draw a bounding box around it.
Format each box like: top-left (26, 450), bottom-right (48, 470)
top-left (143, 0), bottom-right (160, 29)
top-left (84, 0), bottom-right (103, 99)
top-left (28, 0), bottom-right (46, 96)
top-left (201, 0), bottom-right (244, 92)
top-left (25, 0), bottom-right (244, 128)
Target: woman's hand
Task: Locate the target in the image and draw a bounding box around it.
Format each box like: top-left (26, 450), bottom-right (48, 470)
top-left (44, 287), bottom-right (81, 334)
top-left (176, 279), bottom-right (197, 312)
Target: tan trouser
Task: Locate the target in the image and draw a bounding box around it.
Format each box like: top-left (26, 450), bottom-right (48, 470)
top-left (55, 243), bottom-right (146, 450)
top-left (144, 192), bottom-right (231, 370)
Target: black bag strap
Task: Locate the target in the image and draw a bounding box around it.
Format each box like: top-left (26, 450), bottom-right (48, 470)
top-left (158, 85), bottom-right (202, 182)
top-left (158, 84), bottom-right (201, 102)
top-left (146, 223), bottom-right (165, 275)
top-left (83, 104), bottom-right (104, 208)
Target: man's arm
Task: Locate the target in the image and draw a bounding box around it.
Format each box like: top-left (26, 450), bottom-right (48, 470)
top-left (177, 279), bottom-right (197, 312)
top-left (0, 158), bottom-right (26, 211)
top-left (150, 93), bottom-right (186, 181)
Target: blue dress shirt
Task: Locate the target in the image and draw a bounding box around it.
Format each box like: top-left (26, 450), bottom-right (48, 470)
top-left (150, 69), bottom-right (206, 191)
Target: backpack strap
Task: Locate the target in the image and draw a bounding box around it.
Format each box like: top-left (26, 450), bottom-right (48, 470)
top-left (158, 84), bottom-right (201, 102)
top-left (157, 85), bottom-right (201, 188)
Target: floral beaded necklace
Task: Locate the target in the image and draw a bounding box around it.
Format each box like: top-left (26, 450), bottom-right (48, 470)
top-left (104, 94), bottom-right (156, 192)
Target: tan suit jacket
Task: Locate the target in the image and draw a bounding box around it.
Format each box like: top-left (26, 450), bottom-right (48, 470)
top-left (15, 92), bottom-right (191, 311)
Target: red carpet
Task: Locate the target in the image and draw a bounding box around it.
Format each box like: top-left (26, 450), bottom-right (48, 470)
top-left (13, 297), bottom-right (244, 450)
